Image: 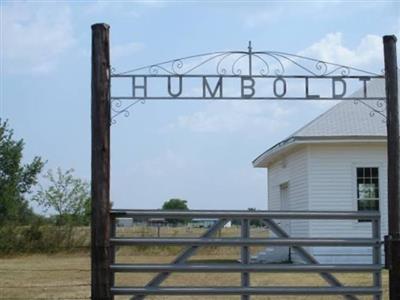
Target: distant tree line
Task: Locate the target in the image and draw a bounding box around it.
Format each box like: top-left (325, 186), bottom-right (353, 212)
top-left (0, 119), bottom-right (265, 254)
top-left (0, 119), bottom-right (90, 227)
top-left (161, 198), bottom-right (189, 225)
top-left (231, 208), bottom-right (264, 227)
top-left (160, 200), bottom-right (264, 227)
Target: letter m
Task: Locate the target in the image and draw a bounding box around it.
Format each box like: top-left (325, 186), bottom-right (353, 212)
top-left (203, 76), bottom-right (223, 98)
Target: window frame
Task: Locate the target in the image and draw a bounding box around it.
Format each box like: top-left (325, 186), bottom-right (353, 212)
top-left (352, 163), bottom-right (382, 224)
top-left (356, 166), bottom-right (380, 211)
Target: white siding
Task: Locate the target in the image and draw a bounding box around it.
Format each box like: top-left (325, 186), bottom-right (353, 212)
top-left (307, 142), bottom-right (387, 263)
top-left (268, 145), bottom-right (309, 215)
top-left (267, 146), bottom-right (309, 262)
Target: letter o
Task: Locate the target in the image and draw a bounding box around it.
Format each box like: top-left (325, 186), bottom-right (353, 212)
top-left (273, 77), bottom-right (287, 98)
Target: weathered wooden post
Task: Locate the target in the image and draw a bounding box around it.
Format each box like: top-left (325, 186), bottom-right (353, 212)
top-left (91, 23), bottom-right (112, 300)
top-left (383, 34), bottom-right (400, 300)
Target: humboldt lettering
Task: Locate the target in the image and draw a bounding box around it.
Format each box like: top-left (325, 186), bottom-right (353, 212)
top-left (203, 76), bottom-right (223, 98)
top-left (132, 76), bottom-right (147, 98)
top-left (124, 75), bottom-right (379, 100)
top-left (332, 78), bottom-right (346, 98)
top-left (168, 76), bottom-right (183, 97)
top-left (241, 77), bottom-right (255, 98)
top-left (305, 77), bottom-right (320, 99)
top-left (273, 77), bottom-right (287, 98)
top-left (359, 77), bottom-right (371, 98)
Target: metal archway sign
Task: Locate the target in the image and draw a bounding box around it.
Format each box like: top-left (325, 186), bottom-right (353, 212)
top-left (109, 42), bottom-right (385, 122)
top-left (90, 23), bottom-right (399, 300)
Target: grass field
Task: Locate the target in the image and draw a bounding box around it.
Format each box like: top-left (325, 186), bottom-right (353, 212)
top-left (0, 253), bottom-right (388, 300)
top-left (0, 226), bottom-right (388, 299)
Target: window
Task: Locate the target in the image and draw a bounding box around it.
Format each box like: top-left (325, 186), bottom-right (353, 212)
top-left (356, 167), bottom-right (379, 211)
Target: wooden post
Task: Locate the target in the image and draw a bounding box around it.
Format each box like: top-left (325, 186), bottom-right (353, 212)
top-left (383, 34), bottom-right (400, 300)
top-left (91, 23), bottom-right (111, 300)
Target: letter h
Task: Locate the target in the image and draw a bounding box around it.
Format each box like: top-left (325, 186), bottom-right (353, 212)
top-left (132, 76), bottom-right (147, 98)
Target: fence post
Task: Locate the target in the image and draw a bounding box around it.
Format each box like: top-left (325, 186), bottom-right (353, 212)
top-left (110, 215), bottom-right (116, 299)
top-left (383, 34), bottom-right (400, 300)
top-left (372, 218), bottom-right (382, 300)
top-left (91, 23), bottom-right (112, 300)
top-left (241, 219), bottom-right (250, 300)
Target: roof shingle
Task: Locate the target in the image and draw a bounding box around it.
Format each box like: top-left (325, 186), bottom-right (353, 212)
top-left (253, 76), bottom-right (394, 168)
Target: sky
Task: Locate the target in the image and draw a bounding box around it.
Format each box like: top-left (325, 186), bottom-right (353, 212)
top-left (1, 0), bottom-right (399, 213)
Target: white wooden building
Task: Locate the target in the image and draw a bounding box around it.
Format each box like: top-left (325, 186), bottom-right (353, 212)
top-left (252, 78), bottom-right (393, 264)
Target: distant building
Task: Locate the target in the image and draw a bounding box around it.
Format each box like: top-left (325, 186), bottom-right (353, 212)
top-left (146, 218), bottom-right (167, 226)
top-left (190, 218), bottom-right (232, 228)
top-left (253, 78), bottom-right (394, 264)
top-left (116, 218), bottom-right (133, 227)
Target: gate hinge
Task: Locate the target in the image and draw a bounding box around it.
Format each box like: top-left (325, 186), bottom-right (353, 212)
top-left (384, 234), bottom-right (400, 270)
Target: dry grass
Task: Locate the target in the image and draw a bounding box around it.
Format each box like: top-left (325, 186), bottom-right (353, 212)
top-left (0, 253), bottom-right (388, 300)
top-left (116, 225), bottom-right (267, 238)
top-left (0, 226), bottom-right (388, 299)
top-left (115, 226), bottom-right (268, 256)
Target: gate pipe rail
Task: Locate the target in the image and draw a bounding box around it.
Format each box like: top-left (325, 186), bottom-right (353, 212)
top-left (110, 263), bottom-right (381, 272)
top-left (131, 218), bottom-right (228, 300)
top-left (109, 210), bottom-right (382, 300)
top-left (111, 286), bottom-right (381, 296)
top-left (110, 237), bottom-right (378, 246)
top-left (111, 209), bottom-right (379, 220)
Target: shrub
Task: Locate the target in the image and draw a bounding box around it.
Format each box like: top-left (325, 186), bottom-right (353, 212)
top-left (0, 224), bottom-right (90, 255)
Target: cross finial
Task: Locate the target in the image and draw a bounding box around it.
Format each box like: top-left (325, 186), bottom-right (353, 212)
top-left (248, 41), bottom-right (253, 76)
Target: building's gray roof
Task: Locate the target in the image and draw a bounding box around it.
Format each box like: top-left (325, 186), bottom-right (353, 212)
top-left (291, 80), bottom-right (386, 138)
top-left (253, 77), bottom-right (392, 168)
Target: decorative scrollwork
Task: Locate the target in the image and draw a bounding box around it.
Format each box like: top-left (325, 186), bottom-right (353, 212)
top-left (216, 52), bottom-right (235, 75)
top-left (110, 41), bottom-right (384, 121)
top-left (113, 45), bottom-right (381, 77)
top-left (172, 59), bottom-right (184, 74)
top-left (354, 99), bottom-right (387, 122)
top-left (315, 61), bottom-right (327, 75)
top-left (252, 54), bottom-right (270, 76)
top-left (111, 98), bottom-right (145, 124)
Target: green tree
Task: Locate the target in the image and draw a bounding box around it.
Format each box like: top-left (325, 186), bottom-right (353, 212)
top-left (33, 168), bottom-right (90, 225)
top-left (0, 120), bottom-right (44, 224)
top-left (162, 198), bottom-right (189, 210)
top-left (248, 208), bottom-right (262, 227)
top-left (231, 208), bottom-right (263, 227)
top-left (161, 198), bottom-right (189, 225)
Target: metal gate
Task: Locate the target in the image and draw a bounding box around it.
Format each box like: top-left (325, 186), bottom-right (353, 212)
top-left (109, 210), bottom-right (382, 299)
top-left (90, 23), bottom-right (399, 299)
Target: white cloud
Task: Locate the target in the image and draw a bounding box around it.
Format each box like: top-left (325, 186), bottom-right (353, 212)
top-left (299, 32), bottom-right (383, 71)
top-left (2, 4), bottom-right (75, 74)
top-left (175, 101), bottom-right (293, 134)
top-left (170, 33), bottom-right (381, 135)
top-left (132, 148), bottom-right (188, 178)
top-left (242, 2), bottom-right (344, 29)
